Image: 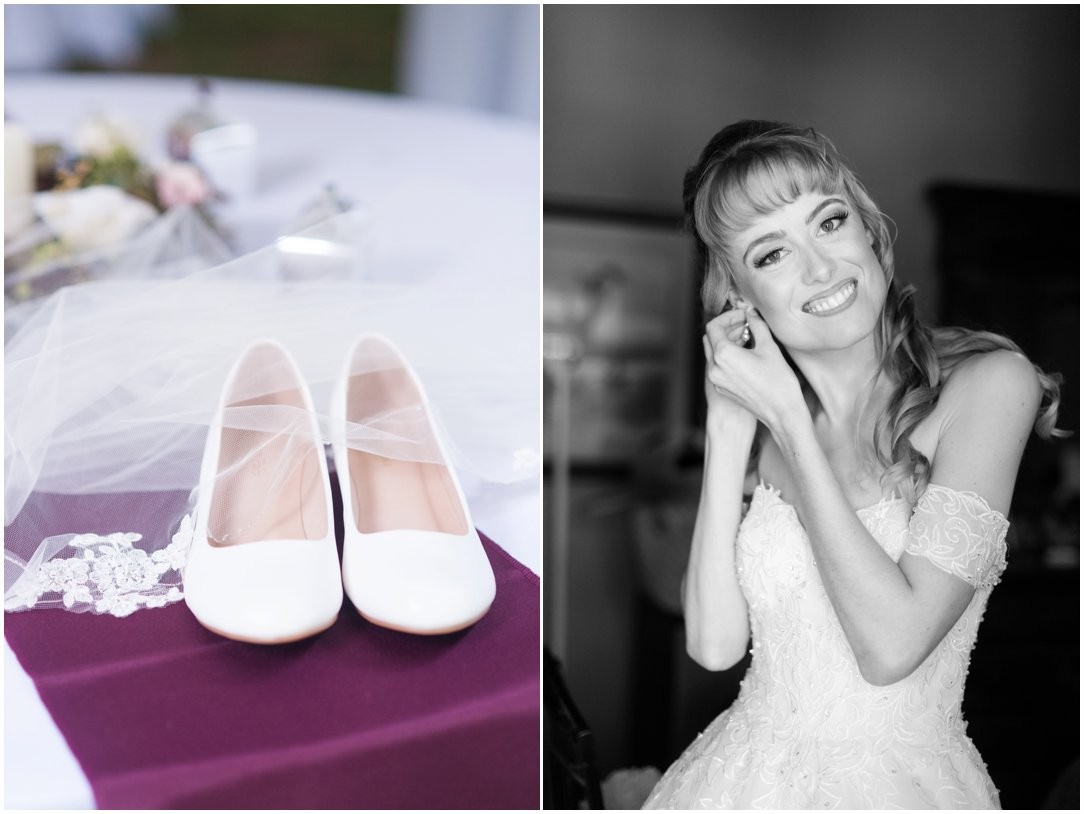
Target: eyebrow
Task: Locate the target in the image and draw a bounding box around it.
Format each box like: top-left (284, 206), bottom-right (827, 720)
top-left (741, 197), bottom-right (849, 266)
top-left (805, 197), bottom-right (847, 225)
top-left (742, 231), bottom-right (786, 266)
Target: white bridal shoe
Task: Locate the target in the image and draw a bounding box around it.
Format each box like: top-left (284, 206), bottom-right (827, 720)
top-left (332, 334), bottom-right (496, 634)
top-left (184, 341), bottom-right (343, 643)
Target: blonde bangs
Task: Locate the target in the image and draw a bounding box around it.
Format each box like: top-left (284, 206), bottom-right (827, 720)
top-left (702, 145), bottom-right (846, 251)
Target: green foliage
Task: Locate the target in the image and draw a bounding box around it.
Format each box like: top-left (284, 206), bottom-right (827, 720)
top-left (83, 148), bottom-right (157, 204)
top-left (57, 147), bottom-right (161, 209)
top-left (110, 5), bottom-right (404, 93)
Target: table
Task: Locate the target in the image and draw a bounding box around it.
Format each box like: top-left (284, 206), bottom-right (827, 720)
top-left (4, 72), bottom-right (540, 809)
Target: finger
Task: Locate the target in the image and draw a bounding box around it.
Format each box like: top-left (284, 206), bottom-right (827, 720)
top-left (705, 332), bottom-right (737, 368)
top-left (706, 365), bottom-right (731, 392)
top-left (745, 307), bottom-right (774, 345)
top-left (705, 309), bottom-right (747, 346)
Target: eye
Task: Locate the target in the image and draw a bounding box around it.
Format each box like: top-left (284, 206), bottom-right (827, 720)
top-left (753, 247), bottom-right (787, 269)
top-left (819, 210), bottom-right (849, 234)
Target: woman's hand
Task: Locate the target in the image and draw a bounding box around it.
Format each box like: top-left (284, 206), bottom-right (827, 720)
top-left (703, 307), bottom-right (805, 435)
top-left (701, 309), bottom-right (757, 436)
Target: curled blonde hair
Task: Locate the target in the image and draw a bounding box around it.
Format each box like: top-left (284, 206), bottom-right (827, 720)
top-left (683, 120), bottom-right (1065, 499)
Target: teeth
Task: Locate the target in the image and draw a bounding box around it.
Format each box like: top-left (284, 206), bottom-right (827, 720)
top-left (806, 281), bottom-right (856, 313)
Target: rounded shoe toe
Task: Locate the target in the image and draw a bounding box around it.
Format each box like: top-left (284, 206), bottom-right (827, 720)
top-left (184, 540), bottom-right (343, 644)
top-left (343, 531), bottom-right (495, 634)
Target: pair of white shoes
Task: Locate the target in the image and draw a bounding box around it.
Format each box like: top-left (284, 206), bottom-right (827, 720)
top-left (183, 334), bottom-right (496, 644)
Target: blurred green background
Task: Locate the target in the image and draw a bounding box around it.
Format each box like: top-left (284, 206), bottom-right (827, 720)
top-left (6, 5), bottom-right (539, 120)
top-left (68, 5), bottom-right (403, 91)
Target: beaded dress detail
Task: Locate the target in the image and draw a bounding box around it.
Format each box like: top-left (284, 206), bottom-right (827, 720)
top-left (644, 482), bottom-right (1007, 810)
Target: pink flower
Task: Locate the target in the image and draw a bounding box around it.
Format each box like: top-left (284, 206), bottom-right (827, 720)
top-left (156, 161), bottom-right (213, 208)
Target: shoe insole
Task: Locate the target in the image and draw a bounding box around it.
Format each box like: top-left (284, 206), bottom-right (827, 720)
top-left (347, 365), bottom-right (468, 535)
top-left (209, 371), bottom-right (327, 546)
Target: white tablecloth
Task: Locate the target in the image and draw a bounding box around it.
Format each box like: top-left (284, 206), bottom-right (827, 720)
top-left (4, 73), bottom-right (539, 810)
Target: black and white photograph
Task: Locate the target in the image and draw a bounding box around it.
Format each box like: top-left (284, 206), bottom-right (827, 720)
top-left (543, 5), bottom-right (1078, 810)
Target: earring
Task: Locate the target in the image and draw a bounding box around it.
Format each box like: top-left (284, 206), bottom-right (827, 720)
top-left (738, 323), bottom-right (752, 348)
top-left (730, 299), bottom-right (753, 347)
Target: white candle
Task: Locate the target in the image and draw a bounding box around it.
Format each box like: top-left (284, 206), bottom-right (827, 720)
top-left (5, 120), bottom-right (35, 240)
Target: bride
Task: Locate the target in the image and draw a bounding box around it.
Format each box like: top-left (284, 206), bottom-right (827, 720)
top-left (643, 121), bottom-right (1063, 809)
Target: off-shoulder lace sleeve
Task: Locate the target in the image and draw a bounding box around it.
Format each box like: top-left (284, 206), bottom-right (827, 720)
top-left (904, 484), bottom-right (1009, 590)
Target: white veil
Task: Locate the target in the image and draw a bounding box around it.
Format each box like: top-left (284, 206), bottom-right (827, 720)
top-left (5, 178), bottom-right (539, 615)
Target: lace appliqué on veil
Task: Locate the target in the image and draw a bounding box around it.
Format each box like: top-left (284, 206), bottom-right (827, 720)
top-left (904, 484), bottom-right (1009, 589)
top-left (5, 514), bottom-right (195, 617)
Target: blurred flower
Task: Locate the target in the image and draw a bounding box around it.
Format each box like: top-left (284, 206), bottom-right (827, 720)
top-left (155, 161), bottom-right (213, 208)
top-left (71, 112), bottom-right (142, 159)
top-left (33, 186), bottom-right (157, 252)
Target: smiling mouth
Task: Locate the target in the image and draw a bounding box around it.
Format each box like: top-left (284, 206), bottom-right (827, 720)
top-left (802, 280), bottom-right (858, 315)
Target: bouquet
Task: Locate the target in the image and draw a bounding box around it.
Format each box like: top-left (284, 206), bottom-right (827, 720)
top-left (5, 112), bottom-right (225, 306)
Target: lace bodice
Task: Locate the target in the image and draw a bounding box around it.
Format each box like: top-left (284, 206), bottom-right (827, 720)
top-left (645, 482), bottom-right (1007, 809)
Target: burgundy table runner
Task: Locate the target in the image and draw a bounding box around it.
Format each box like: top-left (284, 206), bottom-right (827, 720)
top-left (5, 490), bottom-right (539, 809)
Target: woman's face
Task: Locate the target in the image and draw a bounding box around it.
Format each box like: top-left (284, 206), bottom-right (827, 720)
top-left (724, 190), bottom-right (887, 354)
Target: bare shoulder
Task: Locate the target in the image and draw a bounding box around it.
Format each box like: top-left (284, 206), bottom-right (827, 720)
top-left (942, 348), bottom-right (1042, 420)
top-left (924, 349), bottom-right (1042, 513)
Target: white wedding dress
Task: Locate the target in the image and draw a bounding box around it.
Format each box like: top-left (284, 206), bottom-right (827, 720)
top-left (644, 481), bottom-right (1006, 810)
